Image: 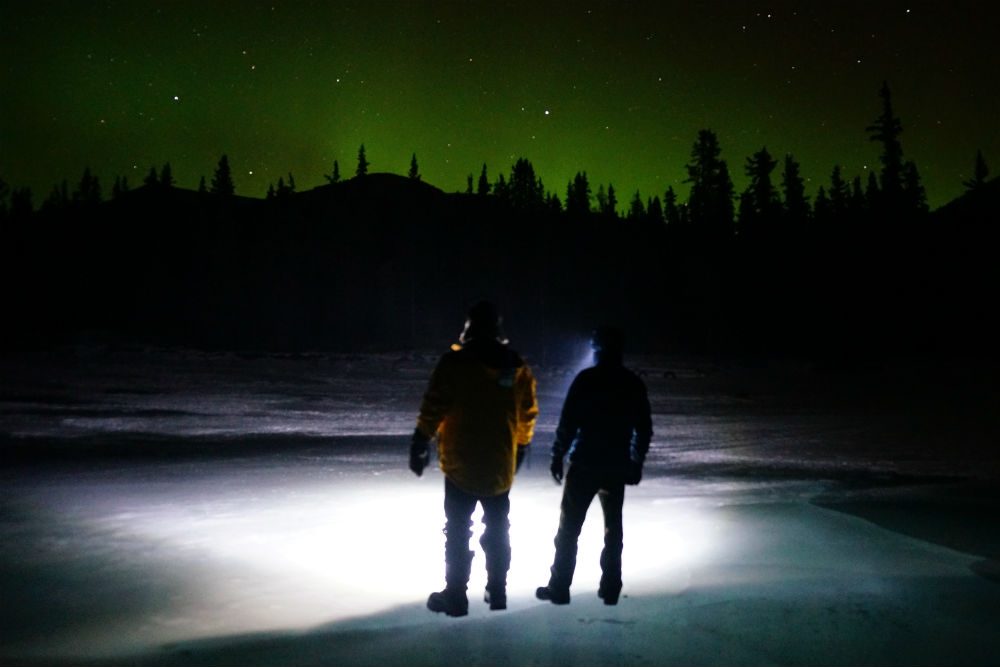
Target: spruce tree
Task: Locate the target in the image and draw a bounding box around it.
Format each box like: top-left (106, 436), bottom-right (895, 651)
top-left (160, 162), bottom-right (174, 188)
top-left (211, 154), bottom-right (235, 195)
top-left (782, 154), bottom-right (809, 225)
top-left (144, 167), bottom-right (159, 187)
top-left (866, 81), bottom-right (905, 209)
top-left (663, 186), bottom-right (680, 227)
top-left (325, 160), bottom-right (341, 183)
top-left (408, 153), bottom-right (420, 180)
top-left (684, 129), bottom-right (734, 239)
top-left (738, 146), bottom-right (779, 238)
top-left (829, 165), bottom-right (849, 219)
top-left (963, 150), bottom-right (990, 192)
top-left (477, 163), bottom-right (490, 196)
top-left (356, 144), bottom-right (370, 177)
top-left (565, 171), bottom-right (592, 216)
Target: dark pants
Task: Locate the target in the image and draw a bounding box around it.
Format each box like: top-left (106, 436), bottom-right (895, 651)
top-left (443, 477), bottom-right (511, 594)
top-left (548, 464), bottom-right (625, 592)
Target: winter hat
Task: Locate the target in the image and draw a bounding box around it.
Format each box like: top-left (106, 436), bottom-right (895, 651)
top-left (459, 300), bottom-right (508, 344)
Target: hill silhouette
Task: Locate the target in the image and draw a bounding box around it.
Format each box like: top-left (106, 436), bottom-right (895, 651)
top-left (2, 171), bottom-right (998, 360)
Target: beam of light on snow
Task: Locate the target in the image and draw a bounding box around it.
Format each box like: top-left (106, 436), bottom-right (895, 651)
top-left (80, 471), bottom-right (716, 649)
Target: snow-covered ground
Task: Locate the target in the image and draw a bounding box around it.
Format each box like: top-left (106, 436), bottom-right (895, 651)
top-left (1, 345), bottom-right (998, 666)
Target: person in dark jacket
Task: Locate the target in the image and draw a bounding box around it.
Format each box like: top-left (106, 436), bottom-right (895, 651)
top-left (410, 301), bottom-right (539, 617)
top-left (536, 326), bottom-right (652, 606)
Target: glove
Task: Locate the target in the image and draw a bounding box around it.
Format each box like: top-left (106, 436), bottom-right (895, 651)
top-left (409, 428), bottom-right (430, 477)
top-left (515, 444), bottom-right (530, 473)
top-left (550, 453), bottom-right (564, 484)
top-left (624, 461), bottom-right (642, 486)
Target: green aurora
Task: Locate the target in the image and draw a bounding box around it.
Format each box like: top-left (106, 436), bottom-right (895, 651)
top-left (2, 1), bottom-right (997, 209)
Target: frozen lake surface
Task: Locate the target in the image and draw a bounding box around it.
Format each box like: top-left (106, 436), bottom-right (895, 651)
top-left (1, 345), bottom-right (998, 665)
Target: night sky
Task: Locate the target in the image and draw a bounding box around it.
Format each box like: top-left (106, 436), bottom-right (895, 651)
top-left (2, 1), bottom-right (997, 209)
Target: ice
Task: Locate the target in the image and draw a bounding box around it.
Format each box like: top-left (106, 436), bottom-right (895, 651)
top-left (1, 347), bottom-right (998, 665)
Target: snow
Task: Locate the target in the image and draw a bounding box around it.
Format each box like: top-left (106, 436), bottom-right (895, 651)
top-left (1, 346), bottom-right (998, 665)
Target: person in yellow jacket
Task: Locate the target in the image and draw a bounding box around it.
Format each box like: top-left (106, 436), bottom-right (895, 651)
top-left (410, 301), bottom-right (538, 617)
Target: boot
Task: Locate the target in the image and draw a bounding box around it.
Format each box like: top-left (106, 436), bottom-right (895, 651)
top-left (427, 587), bottom-right (469, 617)
top-left (484, 588), bottom-right (507, 610)
top-left (535, 585), bottom-right (570, 605)
top-left (597, 579), bottom-right (622, 606)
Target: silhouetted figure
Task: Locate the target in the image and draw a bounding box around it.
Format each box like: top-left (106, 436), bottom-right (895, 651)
top-left (536, 327), bottom-right (652, 606)
top-left (410, 301), bottom-right (539, 617)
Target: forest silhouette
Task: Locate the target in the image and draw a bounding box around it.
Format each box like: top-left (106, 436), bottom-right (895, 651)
top-left (0, 83), bottom-right (996, 359)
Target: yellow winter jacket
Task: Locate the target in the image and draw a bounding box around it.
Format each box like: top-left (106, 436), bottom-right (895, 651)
top-left (416, 340), bottom-right (538, 496)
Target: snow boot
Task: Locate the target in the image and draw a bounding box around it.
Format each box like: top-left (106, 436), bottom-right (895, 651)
top-left (598, 579), bottom-right (622, 605)
top-left (484, 588), bottom-right (507, 611)
top-left (535, 585), bottom-right (570, 605)
top-left (427, 587), bottom-right (469, 617)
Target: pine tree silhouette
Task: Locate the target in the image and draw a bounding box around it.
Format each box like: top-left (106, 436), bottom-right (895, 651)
top-left (565, 171), bottom-right (591, 216)
top-left (325, 160), bottom-right (341, 183)
top-left (663, 186), bottom-right (680, 226)
top-left (408, 153), bottom-right (420, 180)
top-left (144, 167), bottom-right (158, 187)
top-left (866, 81), bottom-right (905, 211)
top-left (684, 129), bottom-right (734, 240)
top-left (477, 163), bottom-right (490, 196)
top-left (211, 155), bottom-right (235, 195)
top-left (963, 150), bottom-right (990, 192)
top-left (159, 163), bottom-right (174, 188)
top-left (73, 167), bottom-right (101, 205)
top-left (781, 154), bottom-right (809, 226)
top-left (356, 144), bottom-right (370, 177)
top-left (738, 146), bottom-right (780, 238)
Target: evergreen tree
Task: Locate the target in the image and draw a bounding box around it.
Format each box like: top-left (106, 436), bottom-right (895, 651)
top-left (211, 154), bottom-right (235, 195)
top-left (546, 192), bottom-right (563, 213)
top-left (866, 81), bottom-right (905, 208)
top-left (144, 166), bottom-right (159, 187)
top-left (408, 153), bottom-right (420, 180)
top-left (684, 129), bottom-right (734, 239)
top-left (606, 184), bottom-right (618, 217)
top-left (902, 161), bottom-right (928, 214)
top-left (738, 146), bottom-right (780, 238)
top-left (466, 174), bottom-right (474, 194)
top-left (782, 154), bottom-right (809, 225)
top-left (159, 162), bottom-right (174, 188)
top-left (849, 176), bottom-right (866, 217)
top-left (287, 172), bottom-right (296, 192)
top-left (112, 176), bottom-right (124, 200)
top-left (508, 158), bottom-right (544, 210)
top-left (565, 171), bottom-right (592, 216)
top-left (198, 176), bottom-right (207, 194)
top-left (663, 186), bottom-right (680, 227)
top-left (627, 190), bottom-right (645, 222)
top-left (325, 160), bottom-right (341, 183)
top-left (963, 150), bottom-right (990, 192)
top-left (42, 180), bottom-right (70, 214)
top-left (73, 167), bottom-right (101, 204)
top-left (595, 184), bottom-right (608, 214)
top-left (477, 163), bottom-right (490, 196)
top-left (356, 144), bottom-right (370, 177)
top-left (493, 173), bottom-right (509, 204)
top-left (646, 195), bottom-right (664, 226)
top-left (829, 165), bottom-right (849, 219)
top-left (266, 183), bottom-right (276, 200)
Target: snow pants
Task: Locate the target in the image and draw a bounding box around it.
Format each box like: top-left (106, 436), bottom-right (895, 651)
top-left (548, 464), bottom-right (625, 593)
top-left (443, 476), bottom-right (511, 595)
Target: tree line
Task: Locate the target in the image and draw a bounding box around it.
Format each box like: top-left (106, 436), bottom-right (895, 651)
top-left (0, 82), bottom-right (992, 233)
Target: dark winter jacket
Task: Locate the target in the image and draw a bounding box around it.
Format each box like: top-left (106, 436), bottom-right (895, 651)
top-left (552, 361), bottom-right (652, 470)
